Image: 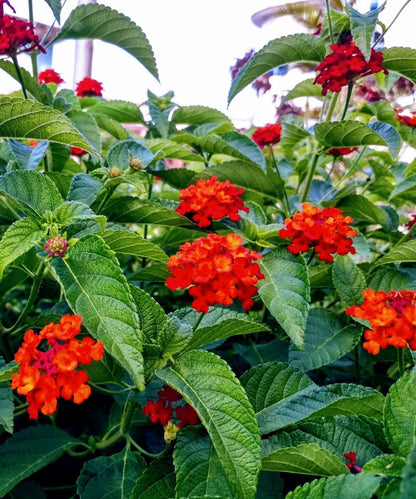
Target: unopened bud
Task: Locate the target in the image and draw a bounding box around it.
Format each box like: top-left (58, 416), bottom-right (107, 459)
top-left (108, 166), bottom-right (122, 177)
top-left (44, 235), bottom-right (70, 258)
top-left (129, 157), bottom-right (142, 170)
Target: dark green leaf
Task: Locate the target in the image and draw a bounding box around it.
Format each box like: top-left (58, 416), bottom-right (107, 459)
top-left (368, 268), bottom-right (416, 291)
top-left (399, 443), bottom-right (416, 498)
top-left (332, 255), bottom-right (366, 307)
top-left (383, 47), bottom-right (416, 86)
top-left (280, 115), bottom-right (312, 157)
top-left (363, 454), bottom-right (406, 477)
top-left (102, 229), bottom-right (168, 263)
top-left (376, 240), bottom-right (416, 266)
top-left (335, 194), bottom-right (387, 226)
top-left (67, 173), bottom-right (103, 206)
top-left (129, 284), bottom-right (167, 344)
top-left (68, 110), bottom-right (101, 154)
top-left (368, 121), bottom-right (401, 159)
top-left (89, 100), bottom-right (145, 123)
top-left (171, 106), bottom-right (231, 125)
top-left (106, 139), bottom-right (154, 169)
top-left (315, 121), bottom-right (387, 148)
top-left (131, 456), bottom-right (175, 499)
top-left (52, 201), bottom-right (105, 231)
top-left (0, 379), bottom-right (13, 433)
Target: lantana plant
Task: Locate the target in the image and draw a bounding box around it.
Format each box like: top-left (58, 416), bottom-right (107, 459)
top-left (1, 0), bottom-right (416, 498)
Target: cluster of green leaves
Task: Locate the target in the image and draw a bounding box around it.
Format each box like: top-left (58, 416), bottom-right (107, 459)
top-left (1, 1), bottom-right (416, 498)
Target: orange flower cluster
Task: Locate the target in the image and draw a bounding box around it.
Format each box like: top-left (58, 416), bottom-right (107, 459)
top-left (279, 203), bottom-right (357, 262)
top-left (176, 176), bottom-right (249, 227)
top-left (166, 233), bottom-right (264, 312)
top-left (346, 289), bottom-right (416, 355)
top-left (11, 315), bottom-right (104, 419)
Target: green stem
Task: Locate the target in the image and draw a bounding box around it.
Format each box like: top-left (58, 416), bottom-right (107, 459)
top-left (121, 394), bottom-right (137, 434)
top-left (325, 0), bottom-right (335, 44)
top-left (11, 55), bottom-right (28, 99)
top-left (397, 348), bottom-right (405, 377)
top-left (95, 430), bottom-right (123, 450)
top-left (268, 146), bottom-right (290, 216)
top-left (340, 82), bottom-right (354, 121)
top-left (193, 312), bottom-right (205, 331)
top-left (28, 0), bottom-right (38, 79)
top-left (301, 153), bottom-right (320, 203)
top-left (325, 92), bottom-right (339, 122)
top-left (126, 434), bottom-right (171, 458)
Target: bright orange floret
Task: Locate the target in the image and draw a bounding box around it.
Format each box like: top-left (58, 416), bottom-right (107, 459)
top-left (279, 203), bottom-right (357, 262)
top-left (176, 176), bottom-right (249, 228)
top-left (11, 314), bottom-right (104, 419)
top-left (346, 289), bottom-right (416, 355)
top-left (166, 233), bottom-right (264, 312)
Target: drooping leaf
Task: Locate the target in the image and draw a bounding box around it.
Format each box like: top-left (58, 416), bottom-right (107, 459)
top-left (0, 426), bottom-right (74, 497)
top-left (289, 308), bottom-right (362, 371)
top-left (8, 140), bottom-right (49, 170)
top-left (283, 78), bottom-right (324, 102)
top-left (315, 121), bottom-right (387, 149)
top-left (375, 239), bottom-right (416, 266)
top-left (171, 105), bottom-right (231, 125)
top-left (228, 34), bottom-right (326, 103)
top-left (102, 229), bottom-right (168, 263)
top-left (174, 426), bottom-right (234, 498)
top-left (51, 234), bottom-right (145, 390)
top-left (0, 97), bottom-right (95, 153)
top-left (257, 248), bottom-right (310, 350)
top-left (332, 255), bottom-right (366, 307)
top-left (383, 47), bottom-right (416, 86)
top-left (156, 350), bottom-right (261, 499)
top-left (368, 121), bottom-right (401, 159)
top-left (106, 139), bottom-right (154, 169)
top-left (131, 456), bottom-right (176, 499)
top-left (346, 2), bottom-right (385, 60)
top-left (52, 3), bottom-right (158, 79)
top-left (68, 110), bottom-right (102, 154)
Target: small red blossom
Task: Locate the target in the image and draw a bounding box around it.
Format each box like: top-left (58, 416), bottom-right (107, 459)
top-left (405, 214), bottom-right (416, 230)
top-left (344, 452), bottom-right (362, 474)
top-left (314, 38), bottom-right (388, 96)
top-left (176, 176), bottom-right (249, 228)
top-left (0, 15), bottom-right (45, 56)
top-left (44, 235), bottom-right (70, 258)
top-left (70, 146), bottom-right (88, 156)
top-left (251, 123), bottom-right (282, 149)
top-left (279, 203), bottom-right (357, 262)
top-left (11, 315), bottom-right (104, 419)
top-left (38, 69), bottom-right (64, 85)
top-left (176, 403), bottom-right (199, 428)
top-left (166, 233), bottom-right (264, 313)
top-left (143, 399), bottom-right (173, 426)
top-left (346, 289), bottom-right (416, 355)
top-left (325, 147), bottom-right (359, 157)
top-left (75, 77), bottom-right (103, 97)
top-left (395, 110), bottom-right (416, 127)
top-left (157, 384), bottom-right (183, 402)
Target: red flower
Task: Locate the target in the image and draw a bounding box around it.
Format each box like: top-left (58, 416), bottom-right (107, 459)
top-left (405, 214), bottom-right (416, 230)
top-left (176, 176), bottom-right (249, 228)
top-left (344, 452), bottom-right (362, 474)
top-left (11, 315), bottom-right (104, 419)
top-left (0, 15), bottom-right (45, 56)
top-left (44, 235), bottom-right (70, 258)
top-left (75, 77), bottom-right (103, 97)
top-left (325, 147), bottom-right (359, 157)
top-left (279, 203), bottom-right (357, 262)
top-left (38, 69), bottom-right (64, 85)
top-left (166, 233), bottom-right (264, 312)
top-left (70, 146), bottom-right (88, 156)
top-left (157, 384), bottom-right (183, 402)
top-left (143, 399), bottom-right (173, 426)
top-left (251, 123), bottom-right (282, 149)
top-left (176, 403), bottom-right (199, 428)
top-left (395, 110), bottom-right (416, 127)
top-left (346, 289), bottom-right (416, 355)
top-left (314, 39), bottom-right (388, 96)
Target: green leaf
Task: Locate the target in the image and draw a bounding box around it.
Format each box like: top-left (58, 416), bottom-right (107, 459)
top-left (106, 139), bottom-right (154, 169)
top-left (68, 110), bottom-right (101, 154)
top-left (52, 201), bottom-right (106, 232)
top-left (257, 248), bottom-right (310, 350)
top-left (8, 139), bottom-right (49, 170)
top-left (0, 426), bottom-right (74, 497)
top-left (368, 268), bottom-right (416, 291)
top-left (131, 456), bottom-right (176, 499)
top-left (52, 3), bottom-right (158, 79)
top-left (92, 112), bottom-right (128, 140)
top-left (0, 217), bottom-right (44, 279)
top-left (171, 105), bottom-right (231, 125)
top-left (200, 132), bottom-right (265, 169)
top-left (383, 47), bottom-right (416, 86)
top-left (51, 234), bottom-right (145, 390)
top-left (89, 100), bottom-right (145, 123)
top-left (363, 454), bottom-right (406, 477)
top-left (228, 34), bottom-right (326, 103)
top-left (67, 173), bottom-right (103, 206)
top-left (174, 426), bottom-right (234, 498)
top-left (384, 369), bottom-right (416, 457)
top-left (286, 474), bottom-right (382, 499)
top-left (283, 78), bottom-right (324, 102)
top-left (0, 170), bottom-right (63, 218)
top-left (261, 443), bottom-right (347, 476)
top-left (315, 121), bottom-right (387, 149)
top-left (103, 198), bottom-right (197, 228)
top-left (332, 255), bottom-right (366, 307)
top-left (399, 443), bottom-right (416, 498)
top-left (368, 122), bottom-right (401, 159)
top-left (376, 239), bottom-right (416, 266)
top-left (335, 194), bottom-right (387, 226)
top-left (289, 308), bottom-right (362, 371)
top-left (102, 228), bottom-right (168, 263)
top-left (0, 359), bottom-right (19, 382)
top-left (77, 447), bottom-right (146, 499)
top-left (0, 379), bottom-right (13, 433)
top-left (0, 97), bottom-right (95, 153)
top-left (158, 315), bottom-right (192, 359)
top-left (43, 0), bottom-right (61, 22)
top-left (280, 115), bottom-right (312, 157)
top-left (346, 2), bottom-right (385, 60)
top-left (156, 350), bottom-right (261, 499)
top-left (145, 138), bottom-right (204, 162)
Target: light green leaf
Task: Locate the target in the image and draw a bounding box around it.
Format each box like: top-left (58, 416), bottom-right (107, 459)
top-left (92, 112), bottom-right (128, 140)
top-left (346, 2), bottom-right (385, 60)
top-left (363, 454), bottom-right (406, 477)
top-left (106, 139), bottom-right (154, 169)
top-left (145, 138), bottom-right (204, 162)
top-left (335, 194), bottom-right (387, 226)
top-left (52, 3), bottom-right (158, 79)
top-left (280, 115), bottom-right (312, 157)
top-left (0, 359), bottom-right (19, 382)
top-left (68, 110), bottom-right (101, 154)
top-left (52, 201), bottom-right (106, 232)
top-left (283, 78), bottom-right (324, 102)
top-left (384, 369), bottom-right (416, 457)
top-left (77, 447), bottom-right (146, 499)
top-left (368, 121), bottom-right (401, 159)
top-left (0, 97), bottom-right (95, 153)
top-left (131, 456), bottom-right (175, 499)
top-left (332, 255), bottom-right (366, 307)
top-left (315, 121), bottom-right (387, 148)
top-left (400, 443), bottom-right (416, 498)
top-left (383, 47), bottom-right (416, 86)
top-left (158, 315), bottom-right (192, 358)
top-left (171, 106), bottom-right (231, 125)
top-left (261, 443), bottom-right (347, 476)
top-left (228, 34), bottom-right (326, 103)
top-left (174, 426), bottom-right (234, 499)
top-left (89, 100), bottom-right (145, 123)
top-left (286, 474), bottom-right (382, 499)
top-left (375, 239), bottom-right (416, 266)
top-left (200, 132), bottom-right (265, 169)
top-left (156, 350), bottom-right (261, 499)
top-left (51, 234), bottom-right (145, 390)
top-left (0, 426), bottom-right (74, 497)
top-left (8, 139), bottom-right (49, 170)
top-left (257, 248), bottom-right (310, 350)
top-left (289, 308), bottom-right (362, 371)
top-left (0, 217), bottom-right (44, 279)
top-left (102, 229), bottom-right (168, 263)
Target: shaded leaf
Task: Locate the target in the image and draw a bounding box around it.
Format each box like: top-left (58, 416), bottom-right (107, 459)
top-left (106, 139), bottom-right (154, 169)
top-left (335, 194), bottom-right (387, 226)
top-left (131, 456), bottom-right (175, 499)
top-left (368, 121), bottom-right (401, 159)
top-left (280, 114), bottom-right (312, 157)
top-left (68, 110), bottom-right (101, 154)
top-left (0, 60), bottom-right (50, 105)
top-left (332, 255), bottom-right (366, 307)
top-left (368, 268), bottom-right (416, 292)
top-left (67, 173), bottom-right (103, 206)
top-left (8, 139), bottom-right (49, 170)
top-left (400, 443), bottom-right (416, 498)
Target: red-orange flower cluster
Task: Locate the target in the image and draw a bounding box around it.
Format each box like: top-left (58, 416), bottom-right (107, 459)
top-left (38, 68), bottom-right (64, 85)
top-left (325, 147), bottom-right (359, 157)
top-left (176, 176), bottom-right (249, 228)
top-left (346, 289), bottom-right (416, 355)
top-left (0, 15), bottom-right (45, 56)
top-left (75, 77), bottom-right (103, 97)
top-left (395, 110), bottom-right (416, 127)
top-left (314, 39), bottom-right (387, 96)
top-left (279, 203), bottom-right (357, 262)
top-left (251, 123), bottom-right (282, 148)
top-left (166, 233), bottom-right (264, 312)
top-left (11, 315), bottom-right (104, 419)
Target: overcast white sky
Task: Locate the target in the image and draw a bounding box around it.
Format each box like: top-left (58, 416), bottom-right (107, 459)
top-left (3, 1), bottom-right (416, 126)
